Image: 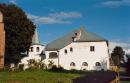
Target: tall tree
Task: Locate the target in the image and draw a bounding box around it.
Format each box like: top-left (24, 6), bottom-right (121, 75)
top-left (111, 46), bottom-right (125, 67)
top-left (0, 4), bottom-right (36, 65)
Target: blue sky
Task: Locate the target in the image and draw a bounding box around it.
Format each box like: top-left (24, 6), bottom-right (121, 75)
top-left (0, 0), bottom-right (130, 48)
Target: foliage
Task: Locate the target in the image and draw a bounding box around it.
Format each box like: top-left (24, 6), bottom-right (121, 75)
top-left (27, 59), bottom-right (46, 70)
top-left (0, 3), bottom-right (35, 64)
top-left (48, 60), bottom-right (54, 69)
top-left (125, 58), bottom-right (130, 75)
top-left (111, 46), bottom-right (125, 66)
top-left (49, 65), bottom-right (64, 72)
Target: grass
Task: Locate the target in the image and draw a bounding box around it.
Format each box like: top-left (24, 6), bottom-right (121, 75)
top-left (0, 69), bottom-right (81, 83)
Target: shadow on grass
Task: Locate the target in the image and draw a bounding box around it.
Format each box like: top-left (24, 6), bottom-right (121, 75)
top-left (72, 71), bottom-right (118, 83)
top-left (120, 72), bottom-right (130, 81)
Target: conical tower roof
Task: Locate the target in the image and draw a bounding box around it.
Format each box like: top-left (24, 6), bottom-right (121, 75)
top-left (32, 28), bottom-right (40, 45)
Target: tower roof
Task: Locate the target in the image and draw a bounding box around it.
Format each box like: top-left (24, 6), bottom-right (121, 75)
top-left (32, 28), bottom-right (41, 45)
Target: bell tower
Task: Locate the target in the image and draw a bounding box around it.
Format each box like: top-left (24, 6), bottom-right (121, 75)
top-left (0, 11), bottom-right (5, 69)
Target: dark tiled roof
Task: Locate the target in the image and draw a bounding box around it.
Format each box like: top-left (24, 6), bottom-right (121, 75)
top-left (45, 27), bottom-right (107, 51)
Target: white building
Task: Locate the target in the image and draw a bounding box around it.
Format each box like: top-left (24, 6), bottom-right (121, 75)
top-left (19, 28), bottom-right (45, 69)
top-left (45, 27), bottom-right (110, 71)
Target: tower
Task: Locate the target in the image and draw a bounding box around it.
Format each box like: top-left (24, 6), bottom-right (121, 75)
top-left (0, 11), bottom-right (5, 69)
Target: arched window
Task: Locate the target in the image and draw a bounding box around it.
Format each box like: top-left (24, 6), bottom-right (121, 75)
top-left (30, 47), bottom-right (33, 52)
top-left (49, 52), bottom-right (58, 59)
top-left (70, 62), bottom-right (76, 66)
top-left (70, 47), bottom-right (73, 52)
top-left (36, 47), bottom-right (40, 52)
top-left (96, 62), bottom-right (101, 66)
top-left (64, 49), bottom-right (67, 54)
top-left (82, 62), bottom-right (88, 66)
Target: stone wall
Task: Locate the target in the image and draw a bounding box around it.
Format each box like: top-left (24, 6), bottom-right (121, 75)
top-left (0, 12), bottom-right (5, 69)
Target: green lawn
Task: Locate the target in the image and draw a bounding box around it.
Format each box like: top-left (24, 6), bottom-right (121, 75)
top-left (0, 70), bottom-right (80, 83)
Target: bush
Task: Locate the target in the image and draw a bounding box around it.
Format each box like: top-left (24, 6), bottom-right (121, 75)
top-left (18, 64), bottom-right (24, 71)
top-left (50, 65), bottom-right (64, 72)
top-left (27, 59), bottom-right (46, 70)
top-left (125, 58), bottom-right (130, 75)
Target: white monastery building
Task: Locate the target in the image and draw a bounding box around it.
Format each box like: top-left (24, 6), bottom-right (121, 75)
top-left (45, 27), bottom-right (110, 70)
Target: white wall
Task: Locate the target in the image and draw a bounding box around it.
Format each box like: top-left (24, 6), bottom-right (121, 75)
top-left (28, 44), bottom-right (45, 57)
top-left (20, 44), bottom-right (45, 64)
top-left (45, 41), bottom-right (109, 70)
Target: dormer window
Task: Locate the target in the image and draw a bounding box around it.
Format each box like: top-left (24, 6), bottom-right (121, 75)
top-left (72, 37), bottom-right (77, 42)
top-left (64, 49), bottom-right (67, 54)
top-left (75, 32), bottom-right (78, 36)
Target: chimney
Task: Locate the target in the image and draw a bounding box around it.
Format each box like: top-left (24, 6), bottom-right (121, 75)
top-left (72, 28), bottom-right (82, 41)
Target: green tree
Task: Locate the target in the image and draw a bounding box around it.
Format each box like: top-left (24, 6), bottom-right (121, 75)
top-left (0, 4), bottom-right (35, 65)
top-left (111, 46), bottom-right (125, 67)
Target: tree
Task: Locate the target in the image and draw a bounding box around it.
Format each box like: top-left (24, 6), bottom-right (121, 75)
top-left (0, 4), bottom-right (36, 65)
top-left (111, 46), bottom-right (125, 67)
top-left (125, 58), bottom-right (130, 75)
top-left (124, 55), bottom-right (130, 75)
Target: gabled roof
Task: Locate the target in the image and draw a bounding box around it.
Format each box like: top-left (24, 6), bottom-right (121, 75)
top-left (45, 27), bottom-right (107, 51)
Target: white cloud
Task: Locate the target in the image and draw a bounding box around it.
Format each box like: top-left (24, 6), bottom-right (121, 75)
top-left (27, 11), bottom-right (82, 24)
top-left (101, 0), bottom-right (130, 8)
top-left (109, 41), bottom-right (130, 54)
top-left (10, 0), bottom-right (17, 4)
top-left (49, 12), bottom-right (82, 19)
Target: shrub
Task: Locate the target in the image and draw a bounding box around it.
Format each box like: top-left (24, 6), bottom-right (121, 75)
top-left (50, 65), bottom-right (64, 72)
top-left (18, 64), bottom-right (24, 71)
top-left (48, 60), bottom-right (54, 69)
top-left (27, 59), bottom-right (46, 70)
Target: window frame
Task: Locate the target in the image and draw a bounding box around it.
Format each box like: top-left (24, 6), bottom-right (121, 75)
top-left (30, 47), bottom-right (33, 52)
top-left (90, 46), bottom-right (95, 52)
top-left (36, 47), bottom-right (40, 52)
top-left (70, 47), bottom-right (73, 52)
top-left (64, 49), bottom-right (67, 54)
top-left (82, 62), bottom-right (88, 66)
top-left (96, 62), bottom-right (101, 66)
top-left (70, 62), bottom-right (76, 66)
top-left (49, 52), bottom-right (58, 59)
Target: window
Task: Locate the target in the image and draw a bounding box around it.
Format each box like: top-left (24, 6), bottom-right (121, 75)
top-left (30, 47), bottom-right (33, 52)
top-left (64, 49), bottom-right (67, 54)
top-left (49, 52), bottom-right (58, 59)
top-left (70, 47), bottom-right (73, 52)
top-left (90, 46), bottom-right (95, 52)
top-left (70, 62), bottom-right (76, 66)
top-left (36, 47), bottom-right (40, 52)
top-left (82, 62), bottom-right (88, 66)
top-left (96, 62), bottom-right (101, 66)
